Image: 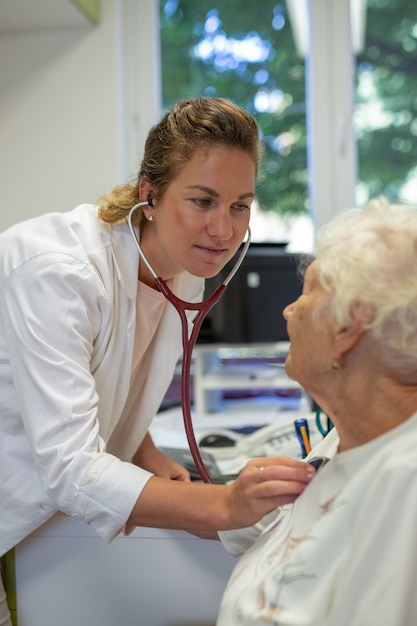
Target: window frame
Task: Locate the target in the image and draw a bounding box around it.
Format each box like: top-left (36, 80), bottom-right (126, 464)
top-left (122, 0), bottom-right (358, 235)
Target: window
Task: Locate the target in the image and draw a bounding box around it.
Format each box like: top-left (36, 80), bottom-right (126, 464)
top-left (159, 0), bottom-right (313, 250)
top-left (354, 0), bottom-right (417, 205)
top-left (157, 0), bottom-right (417, 249)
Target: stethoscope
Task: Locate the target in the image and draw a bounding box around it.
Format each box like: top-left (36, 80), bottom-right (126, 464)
top-left (315, 409), bottom-right (334, 437)
top-left (127, 200), bottom-right (251, 483)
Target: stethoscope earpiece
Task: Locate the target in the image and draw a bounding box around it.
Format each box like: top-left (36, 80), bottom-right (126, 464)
top-left (148, 198), bottom-right (154, 207)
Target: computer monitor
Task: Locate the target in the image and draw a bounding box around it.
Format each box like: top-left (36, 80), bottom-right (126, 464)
top-left (198, 243), bottom-right (305, 344)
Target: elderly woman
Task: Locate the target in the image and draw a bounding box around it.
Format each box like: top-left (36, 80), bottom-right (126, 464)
top-left (217, 197), bottom-right (417, 626)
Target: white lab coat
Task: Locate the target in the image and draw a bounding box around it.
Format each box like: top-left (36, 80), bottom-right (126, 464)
top-left (0, 204), bottom-right (204, 555)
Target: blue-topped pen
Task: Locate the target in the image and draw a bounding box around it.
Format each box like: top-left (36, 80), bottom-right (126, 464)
top-left (294, 418), bottom-right (312, 458)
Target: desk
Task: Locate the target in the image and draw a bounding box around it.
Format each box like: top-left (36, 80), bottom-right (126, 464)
top-left (14, 515), bottom-right (235, 626)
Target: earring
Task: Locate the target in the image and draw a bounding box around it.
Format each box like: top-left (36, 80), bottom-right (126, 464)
top-left (147, 214), bottom-right (155, 222)
top-left (331, 359), bottom-right (342, 370)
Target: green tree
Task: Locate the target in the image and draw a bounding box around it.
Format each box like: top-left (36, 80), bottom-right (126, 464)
top-left (160, 0), bottom-right (417, 215)
top-left (159, 0), bottom-right (308, 217)
top-left (356, 0), bottom-right (417, 203)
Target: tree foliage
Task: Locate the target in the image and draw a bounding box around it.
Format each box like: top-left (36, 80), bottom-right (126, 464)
top-left (159, 0), bottom-right (307, 216)
top-left (159, 0), bottom-right (417, 217)
top-left (356, 0), bottom-right (417, 203)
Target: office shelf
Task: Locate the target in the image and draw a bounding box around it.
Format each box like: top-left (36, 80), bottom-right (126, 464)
top-left (193, 342), bottom-right (306, 413)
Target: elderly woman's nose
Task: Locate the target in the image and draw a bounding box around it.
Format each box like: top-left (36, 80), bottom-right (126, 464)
top-left (283, 301), bottom-right (295, 319)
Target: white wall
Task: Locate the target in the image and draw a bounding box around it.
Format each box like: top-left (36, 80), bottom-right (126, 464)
top-left (0, 0), bottom-right (160, 232)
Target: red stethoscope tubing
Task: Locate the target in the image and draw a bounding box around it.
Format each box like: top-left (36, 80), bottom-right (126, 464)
top-left (127, 201), bottom-right (251, 483)
top-left (155, 278), bottom-right (227, 483)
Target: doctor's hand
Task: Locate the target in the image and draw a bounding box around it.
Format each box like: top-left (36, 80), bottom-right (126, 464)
top-left (126, 454), bottom-right (314, 536)
top-left (155, 452), bottom-right (191, 482)
top-left (224, 455), bottom-right (315, 528)
top-left (131, 431), bottom-right (191, 482)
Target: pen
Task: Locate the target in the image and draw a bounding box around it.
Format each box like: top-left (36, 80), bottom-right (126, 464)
top-left (294, 418), bottom-right (312, 458)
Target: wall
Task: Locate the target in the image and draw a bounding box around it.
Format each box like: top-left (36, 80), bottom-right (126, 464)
top-left (0, 0), bottom-right (160, 232)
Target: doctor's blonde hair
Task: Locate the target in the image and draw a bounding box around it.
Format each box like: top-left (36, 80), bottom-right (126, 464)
top-left (97, 97), bottom-right (262, 227)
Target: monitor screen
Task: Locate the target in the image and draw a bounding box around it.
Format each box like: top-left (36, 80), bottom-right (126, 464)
top-left (198, 243), bottom-right (305, 344)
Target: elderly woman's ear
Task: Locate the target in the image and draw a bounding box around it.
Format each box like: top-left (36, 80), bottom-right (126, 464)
top-left (333, 301), bottom-right (375, 361)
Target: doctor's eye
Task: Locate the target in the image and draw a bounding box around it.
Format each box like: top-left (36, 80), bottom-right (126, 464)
top-left (232, 202), bottom-right (251, 213)
top-left (193, 197), bottom-right (213, 209)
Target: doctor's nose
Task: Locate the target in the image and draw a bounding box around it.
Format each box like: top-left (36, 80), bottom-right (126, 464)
top-left (207, 208), bottom-right (234, 240)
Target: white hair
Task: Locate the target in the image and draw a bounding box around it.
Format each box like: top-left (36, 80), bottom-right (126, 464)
top-left (315, 196), bottom-right (417, 379)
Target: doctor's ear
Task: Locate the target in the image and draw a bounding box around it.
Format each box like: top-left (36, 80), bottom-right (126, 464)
top-left (138, 178), bottom-right (155, 203)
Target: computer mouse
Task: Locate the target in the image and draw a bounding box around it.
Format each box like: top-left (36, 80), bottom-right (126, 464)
top-left (199, 433), bottom-right (237, 448)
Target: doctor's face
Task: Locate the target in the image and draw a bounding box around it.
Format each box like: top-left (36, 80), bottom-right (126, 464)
top-left (139, 145), bottom-right (256, 281)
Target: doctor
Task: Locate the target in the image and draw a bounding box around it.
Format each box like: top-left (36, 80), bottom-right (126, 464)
top-left (0, 97), bottom-right (314, 624)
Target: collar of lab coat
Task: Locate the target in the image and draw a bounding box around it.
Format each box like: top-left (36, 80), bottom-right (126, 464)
top-left (108, 220), bottom-right (140, 301)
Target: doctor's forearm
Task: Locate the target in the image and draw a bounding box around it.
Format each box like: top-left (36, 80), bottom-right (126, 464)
top-left (131, 431), bottom-right (155, 466)
top-left (127, 476), bottom-right (232, 531)
top-left (126, 456), bottom-right (314, 532)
